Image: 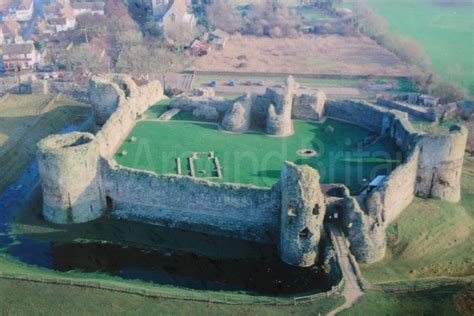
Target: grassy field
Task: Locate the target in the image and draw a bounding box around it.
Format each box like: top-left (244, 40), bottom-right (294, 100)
top-left (114, 119), bottom-right (401, 191)
top-left (0, 94), bottom-right (90, 192)
top-left (0, 276), bottom-right (344, 315)
top-left (361, 154), bottom-right (474, 283)
top-left (0, 277), bottom-right (344, 316)
top-left (339, 285), bottom-right (471, 316)
top-left (365, 0), bottom-right (474, 96)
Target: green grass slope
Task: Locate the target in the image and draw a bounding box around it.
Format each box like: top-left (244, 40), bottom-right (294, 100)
top-left (362, 154), bottom-right (474, 283)
top-left (339, 285), bottom-right (470, 316)
top-left (365, 0), bottom-right (474, 95)
top-left (0, 277), bottom-right (343, 316)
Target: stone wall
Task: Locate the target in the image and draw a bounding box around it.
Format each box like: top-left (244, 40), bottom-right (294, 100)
top-left (92, 75), bottom-right (164, 158)
top-left (292, 89), bottom-right (326, 121)
top-left (339, 186), bottom-right (385, 263)
top-left (377, 98), bottom-right (437, 122)
top-left (324, 99), bottom-right (389, 132)
top-left (103, 160), bottom-right (280, 244)
top-left (366, 146), bottom-right (419, 225)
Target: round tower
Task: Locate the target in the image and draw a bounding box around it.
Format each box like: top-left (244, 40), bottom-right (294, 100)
top-left (279, 162), bottom-right (326, 267)
top-left (416, 124), bottom-right (468, 202)
top-left (37, 132), bottom-right (106, 224)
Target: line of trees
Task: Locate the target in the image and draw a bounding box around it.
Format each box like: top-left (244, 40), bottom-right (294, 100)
top-left (205, 0), bottom-right (304, 38)
top-left (349, 0), bottom-right (464, 103)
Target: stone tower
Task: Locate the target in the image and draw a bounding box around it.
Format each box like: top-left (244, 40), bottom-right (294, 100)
top-left (415, 124), bottom-right (468, 202)
top-left (279, 162), bottom-right (326, 267)
top-left (37, 132), bottom-right (106, 224)
top-left (266, 76), bottom-right (298, 137)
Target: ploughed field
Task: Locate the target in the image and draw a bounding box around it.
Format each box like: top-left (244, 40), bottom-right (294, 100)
top-left (114, 118), bottom-right (402, 192)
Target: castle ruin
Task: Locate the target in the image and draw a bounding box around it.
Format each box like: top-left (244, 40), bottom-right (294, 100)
top-left (36, 74), bottom-right (467, 267)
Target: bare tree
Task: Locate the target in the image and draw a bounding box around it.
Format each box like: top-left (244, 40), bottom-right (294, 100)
top-left (351, 0), bottom-right (388, 38)
top-left (68, 41), bottom-right (110, 76)
top-left (206, 0), bottom-right (242, 33)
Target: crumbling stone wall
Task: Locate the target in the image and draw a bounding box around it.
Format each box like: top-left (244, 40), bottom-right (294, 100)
top-left (280, 162), bottom-right (326, 267)
top-left (91, 74), bottom-right (164, 158)
top-left (103, 160), bottom-right (280, 244)
top-left (377, 97), bottom-right (437, 122)
top-left (264, 76), bottom-right (298, 137)
top-left (340, 188), bottom-right (386, 263)
top-left (292, 89), bottom-right (326, 121)
top-left (221, 94), bottom-right (252, 132)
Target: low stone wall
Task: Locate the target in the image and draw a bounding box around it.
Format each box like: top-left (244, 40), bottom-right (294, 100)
top-left (103, 160), bottom-right (280, 244)
top-left (49, 81), bottom-right (88, 102)
top-left (377, 98), bottom-right (437, 122)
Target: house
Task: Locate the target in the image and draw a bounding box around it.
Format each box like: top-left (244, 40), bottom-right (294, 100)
top-left (1, 42), bottom-right (43, 71)
top-left (15, 0), bottom-right (34, 21)
top-left (418, 94), bottom-right (440, 107)
top-left (153, 0), bottom-right (195, 38)
top-left (190, 39), bottom-right (211, 56)
top-left (44, 2), bottom-right (76, 33)
top-left (71, 0), bottom-right (105, 17)
top-left (0, 20), bottom-right (22, 44)
top-left (209, 29), bottom-right (229, 48)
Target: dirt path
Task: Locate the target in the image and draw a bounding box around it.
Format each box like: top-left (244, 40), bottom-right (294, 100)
top-left (327, 225), bottom-right (364, 316)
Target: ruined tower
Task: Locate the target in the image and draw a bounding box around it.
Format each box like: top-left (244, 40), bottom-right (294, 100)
top-left (266, 76), bottom-right (298, 137)
top-left (37, 132), bottom-right (106, 224)
top-left (279, 162), bottom-right (326, 267)
top-left (415, 124), bottom-right (468, 202)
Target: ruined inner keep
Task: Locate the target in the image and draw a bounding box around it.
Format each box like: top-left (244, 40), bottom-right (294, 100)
top-left (36, 74), bottom-right (468, 267)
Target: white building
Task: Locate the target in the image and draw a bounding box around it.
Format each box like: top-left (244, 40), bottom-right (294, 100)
top-left (71, 1), bottom-right (105, 17)
top-left (15, 0), bottom-right (34, 22)
top-left (1, 42), bottom-right (43, 71)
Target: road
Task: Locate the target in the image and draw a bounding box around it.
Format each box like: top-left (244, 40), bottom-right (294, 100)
top-left (22, 0), bottom-right (44, 41)
top-left (327, 225), bottom-right (364, 316)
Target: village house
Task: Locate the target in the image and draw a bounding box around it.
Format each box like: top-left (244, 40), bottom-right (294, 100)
top-left (13, 0), bottom-right (34, 22)
top-left (70, 0), bottom-right (105, 17)
top-left (209, 29), bottom-right (229, 49)
top-left (152, 0), bottom-right (195, 38)
top-left (0, 19), bottom-right (22, 44)
top-left (43, 1), bottom-right (76, 33)
top-left (1, 42), bottom-right (43, 71)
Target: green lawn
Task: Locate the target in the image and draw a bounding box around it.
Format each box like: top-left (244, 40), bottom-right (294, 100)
top-left (365, 0), bottom-right (474, 96)
top-left (339, 285), bottom-right (469, 316)
top-left (114, 119), bottom-right (401, 191)
top-left (361, 154), bottom-right (474, 283)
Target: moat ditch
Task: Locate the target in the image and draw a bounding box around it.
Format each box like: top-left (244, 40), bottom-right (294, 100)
top-left (0, 130), bottom-right (335, 296)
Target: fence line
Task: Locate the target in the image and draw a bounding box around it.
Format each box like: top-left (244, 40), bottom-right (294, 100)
top-left (0, 270), bottom-right (343, 306)
top-left (365, 278), bottom-right (473, 293)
